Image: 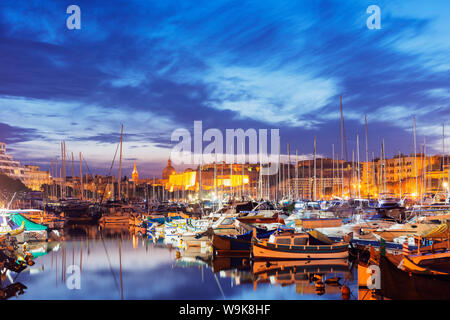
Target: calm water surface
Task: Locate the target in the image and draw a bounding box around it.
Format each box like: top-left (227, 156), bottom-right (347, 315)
top-left (7, 226), bottom-right (359, 300)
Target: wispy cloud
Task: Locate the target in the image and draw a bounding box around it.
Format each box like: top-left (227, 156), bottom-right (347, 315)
top-left (0, 0), bottom-right (449, 176)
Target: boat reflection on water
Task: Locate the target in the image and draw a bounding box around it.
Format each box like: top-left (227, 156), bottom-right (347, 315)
top-left (0, 281), bottom-right (27, 300)
top-left (174, 249), bottom-right (356, 299)
top-left (7, 224), bottom-right (444, 300)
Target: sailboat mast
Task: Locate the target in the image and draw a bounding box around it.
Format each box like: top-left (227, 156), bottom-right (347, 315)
top-left (241, 141), bottom-right (244, 199)
top-left (399, 151), bottom-right (402, 199)
top-left (365, 115), bottom-right (369, 199)
top-left (382, 139), bottom-right (387, 194)
top-left (287, 143), bottom-right (290, 200)
top-left (51, 159), bottom-right (54, 200)
top-left (302, 152), bottom-right (305, 199)
top-left (313, 136), bottom-right (316, 201)
top-left (55, 158), bottom-right (59, 199)
top-left (320, 157), bottom-right (323, 199)
top-left (295, 150), bottom-right (299, 200)
top-left (229, 162), bottom-right (232, 200)
top-left (443, 123), bottom-right (446, 189)
top-left (199, 161), bottom-right (202, 201)
top-left (71, 152), bottom-right (75, 197)
top-left (60, 142), bottom-right (64, 199)
top-left (278, 141), bottom-right (281, 202)
top-left (332, 144), bottom-right (335, 197)
top-left (80, 152), bottom-right (84, 201)
top-left (259, 153), bottom-right (262, 200)
top-left (357, 134), bottom-right (360, 199)
top-left (413, 117), bottom-right (418, 198)
top-left (64, 141), bottom-right (67, 198)
top-left (214, 157), bottom-right (217, 203)
top-left (352, 150), bottom-right (355, 198)
top-left (118, 124), bottom-right (123, 201)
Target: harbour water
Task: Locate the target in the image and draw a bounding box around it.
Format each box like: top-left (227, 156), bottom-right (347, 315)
top-left (7, 226), bottom-right (358, 300)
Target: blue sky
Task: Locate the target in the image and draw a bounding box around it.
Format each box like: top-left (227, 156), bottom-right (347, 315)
top-left (0, 0), bottom-right (449, 177)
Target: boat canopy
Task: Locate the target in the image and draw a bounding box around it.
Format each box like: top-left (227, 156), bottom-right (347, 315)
top-left (0, 215), bottom-right (20, 230)
top-left (9, 213), bottom-right (48, 231)
top-left (420, 222), bottom-right (449, 239)
top-left (307, 230), bottom-right (335, 245)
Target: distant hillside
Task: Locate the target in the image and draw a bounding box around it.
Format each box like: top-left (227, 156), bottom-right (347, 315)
top-left (0, 173), bottom-right (29, 193)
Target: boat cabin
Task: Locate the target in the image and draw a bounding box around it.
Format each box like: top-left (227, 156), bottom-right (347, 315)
top-left (268, 233), bottom-right (309, 246)
top-left (267, 232), bottom-right (332, 247)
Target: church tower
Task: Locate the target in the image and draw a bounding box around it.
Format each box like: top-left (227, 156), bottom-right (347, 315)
top-left (162, 158), bottom-right (176, 180)
top-left (132, 161), bottom-right (139, 182)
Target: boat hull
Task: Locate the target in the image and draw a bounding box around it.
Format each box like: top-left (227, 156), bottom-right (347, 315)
top-left (380, 255), bottom-right (450, 300)
top-left (252, 242), bottom-right (349, 260)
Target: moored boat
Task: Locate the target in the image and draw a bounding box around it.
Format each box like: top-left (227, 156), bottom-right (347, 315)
top-left (212, 228), bottom-right (277, 256)
top-left (251, 230), bottom-right (349, 260)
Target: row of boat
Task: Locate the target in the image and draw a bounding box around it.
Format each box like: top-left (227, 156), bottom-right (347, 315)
top-left (2, 193), bottom-right (449, 299)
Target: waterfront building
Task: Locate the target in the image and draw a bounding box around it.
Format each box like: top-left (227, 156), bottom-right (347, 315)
top-left (361, 154), bottom-right (449, 198)
top-left (22, 165), bottom-right (51, 191)
top-left (0, 142), bottom-right (50, 191)
top-left (0, 142), bottom-right (25, 179)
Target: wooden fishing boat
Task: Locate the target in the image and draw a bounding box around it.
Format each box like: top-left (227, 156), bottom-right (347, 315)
top-left (12, 210), bottom-right (63, 229)
top-left (212, 229), bottom-right (276, 256)
top-left (380, 254), bottom-right (450, 300)
top-left (400, 250), bottom-right (450, 275)
top-left (397, 225), bottom-right (450, 276)
top-left (178, 232), bottom-right (211, 249)
top-left (0, 220), bottom-right (25, 236)
top-left (251, 230), bottom-right (349, 260)
top-left (98, 213), bottom-right (132, 225)
top-left (372, 223), bottom-right (439, 242)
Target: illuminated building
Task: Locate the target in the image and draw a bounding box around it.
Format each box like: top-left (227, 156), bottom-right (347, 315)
top-left (22, 165), bottom-right (51, 191)
top-left (162, 158), bottom-right (176, 179)
top-left (0, 142), bottom-right (25, 179)
top-left (163, 162), bottom-right (252, 198)
top-left (132, 161), bottom-right (139, 182)
top-left (360, 154), bottom-right (447, 197)
top-left (0, 142), bottom-right (50, 191)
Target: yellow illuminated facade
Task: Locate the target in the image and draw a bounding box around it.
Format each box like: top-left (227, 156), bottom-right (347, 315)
top-left (166, 170), bottom-right (249, 192)
top-left (168, 170), bottom-right (197, 191)
top-left (359, 155), bottom-right (445, 197)
top-left (22, 165), bottom-right (51, 191)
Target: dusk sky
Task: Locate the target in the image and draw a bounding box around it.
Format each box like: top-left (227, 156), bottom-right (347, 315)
top-left (1, 0), bottom-right (449, 177)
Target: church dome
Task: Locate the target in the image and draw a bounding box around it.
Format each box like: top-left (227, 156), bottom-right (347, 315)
top-left (162, 159), bottom-right (176, 179)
